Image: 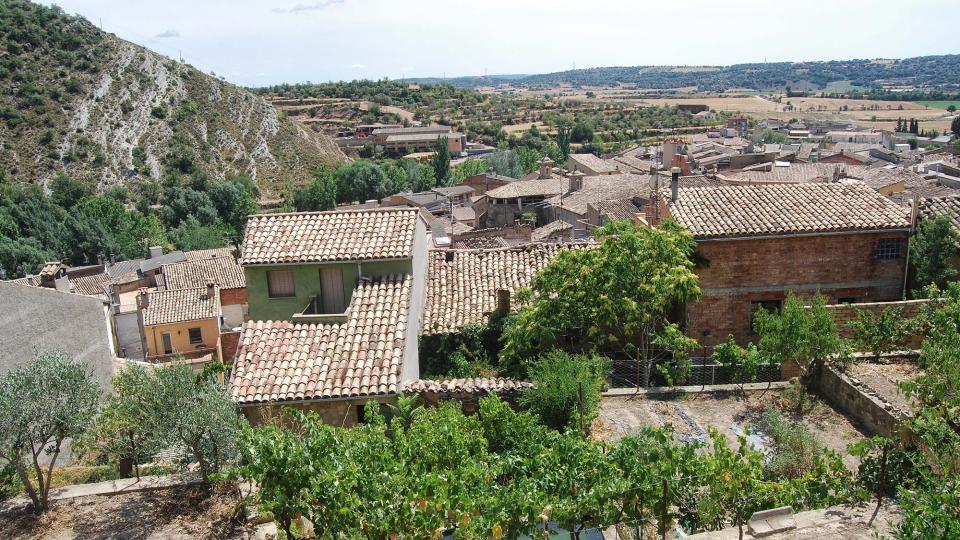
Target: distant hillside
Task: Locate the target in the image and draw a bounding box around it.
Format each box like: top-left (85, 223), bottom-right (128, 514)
top-left (0, 1), bottom-right (346, 196)
top-left (409, 55), bottom-right (960, 92)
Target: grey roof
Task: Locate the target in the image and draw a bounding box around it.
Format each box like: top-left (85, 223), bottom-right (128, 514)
top-left (139, 251), bottom-right (187, 273)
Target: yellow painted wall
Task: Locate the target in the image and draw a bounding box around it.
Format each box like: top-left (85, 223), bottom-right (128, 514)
top-left (145, 318), bottom-right (220, 359)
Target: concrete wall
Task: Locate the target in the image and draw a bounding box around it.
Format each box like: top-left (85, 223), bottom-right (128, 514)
top-left (114, 310), bottom-right (144, 359)
top-left (0, 282), bottom-right (116, 394)
top-left (402, 219), bottom-right (428, 382)
top-left (687, 231), bottom-right (909, 347)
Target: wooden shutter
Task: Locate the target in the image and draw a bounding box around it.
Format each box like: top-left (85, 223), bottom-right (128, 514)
top-left (320, 267), bottom-right (346, 314)
top-left (267, 270), bottom-right (295, 298)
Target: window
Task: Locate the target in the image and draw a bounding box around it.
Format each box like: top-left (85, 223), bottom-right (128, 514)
top-left (188, 327), bottom-right (203, 345)
top-left (837, 297), bottom-right (859, 305)
top-left (750, 300), bottom-right (783, 333)
top-left (267, 270), bottom-right (295, 298)
top-left (875, 238), bottom-right (903, 260)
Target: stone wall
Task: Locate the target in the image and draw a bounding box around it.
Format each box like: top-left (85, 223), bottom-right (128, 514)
top-left (814, 366), bottom-right (909, 438)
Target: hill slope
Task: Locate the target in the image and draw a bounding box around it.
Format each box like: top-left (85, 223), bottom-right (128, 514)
top-left (409, 55), bottom-right (960, 92)
top-left (0, 1), bottom-right (346, 196)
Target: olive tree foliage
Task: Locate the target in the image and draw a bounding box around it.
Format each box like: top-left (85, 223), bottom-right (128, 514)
top-left (753, 293), bottom-right (846, 387)
top-left (84, 363), bottom-right (245, 480)
top-left (910, 214), bottom-right (960, 292)
top-left (0, 354), bottom-right (101, 512)
top-left (500, 219), bottom-right (702, 386)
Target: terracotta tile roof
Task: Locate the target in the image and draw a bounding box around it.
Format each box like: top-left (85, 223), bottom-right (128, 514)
top-left (71, 272), bottom-right (111, 296)
top-left (590, 199), bottom-right (642, 222)
top-left (918, 196), bottom-right (960, 230)
top-left (142, 286), bottom-right (220, 326)
top-left (545, 174), bottom-right (650, 216)
top-left (532, 220), bottom-right (572, 242)
top-left (403, 377), bottom-right (532, 394)
top-left (230, 275), bottom-right (411, 404)
top-left (487, 177), bottom-right (569, 199)
top-left (241, 208), bottom-right (418, 265)
top-left (569, 153), bottom-right (620, 174)
top-left (161, 256), bottom-right (245, 291)
top-left (422, 244), bottom-right (591, 335)
top-left (668, 182), bottom-right (911, 240)
top-left (721, 163), bottom-right (868, 184)
top-left (186, 247), bottom-right (235, 260)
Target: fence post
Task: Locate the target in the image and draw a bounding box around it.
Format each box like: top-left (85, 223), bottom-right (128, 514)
top-left (659, 478), bottom-right (669, 540)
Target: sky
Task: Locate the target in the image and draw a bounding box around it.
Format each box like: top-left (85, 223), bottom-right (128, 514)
top-left (50, 0), bottom-right (957, 88)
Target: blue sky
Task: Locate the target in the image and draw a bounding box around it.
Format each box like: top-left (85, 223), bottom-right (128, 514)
top-left (50, 0), bottom-right (957, 88)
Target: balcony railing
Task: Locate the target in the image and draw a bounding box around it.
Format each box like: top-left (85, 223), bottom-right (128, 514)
top-left (291, 295), bottom-right (349, 324)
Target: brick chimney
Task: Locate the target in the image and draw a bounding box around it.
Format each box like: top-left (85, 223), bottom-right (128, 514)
top-left (135, 288), bottom-right (150, 310)
top-left (495, 288), bottom-right (511, 316)
top-left (538, 156), bottom-right (554, 180)
top-left (205, 279), bottom-right (216, 299)
top-left (670, 167), bottom-right (681, 202)
top-left (148, 246), bottom-right (163, 259)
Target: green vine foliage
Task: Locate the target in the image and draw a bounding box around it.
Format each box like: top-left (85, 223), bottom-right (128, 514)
top-left (231, 396), bottom-right (855, 539)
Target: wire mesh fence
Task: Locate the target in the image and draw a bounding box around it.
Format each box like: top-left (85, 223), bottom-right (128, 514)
top-left (608, 355), bottom-right (782, 389)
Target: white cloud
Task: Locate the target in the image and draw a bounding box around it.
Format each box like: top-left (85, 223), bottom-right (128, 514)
top-left (154, 29), bottom-right (179, 39)
top-left (272, 0), bottom-right (344, 14)
top-left (350, 63), bottom-right (367, 69)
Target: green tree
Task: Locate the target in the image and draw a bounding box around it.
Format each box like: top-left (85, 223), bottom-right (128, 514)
top-left (555, 124), bottom-right (572, 160)
top-left (712, 334), bottom-right (763, 393)
top-left (167, 216), bottom-right (228, 251)
top-left (452, 158), bottom-right (487, 183)
top-left (500, 220), bottom-right (701, 385)
top-left (334, 160), bottom-right (390, 203)
top-left (912, 214), bottom-right (960, 290)
top-left (293, 169), bottom-right (338, 211)
top-left (951, 115), bottom-right (960, 138)
top-left (0, 354), bottom-right (100, 512)
top-left (49, 173), bottom-right (92, 208)
top-left (431, 136), bottom-right (451, 186)
top-left (520, 351), bottom-right (608, 433)
top-left (847, 306), bottom-right (914, 362)
top-left (208, 179), bottom-right (258, 234)
top-left (753, 293), bottom-right (845, 388)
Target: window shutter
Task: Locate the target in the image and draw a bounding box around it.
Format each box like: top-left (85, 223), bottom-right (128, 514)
top-left (267, 270), bottom-right (296, 298)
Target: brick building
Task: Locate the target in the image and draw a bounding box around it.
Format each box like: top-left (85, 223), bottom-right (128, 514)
top-left (665, 182), bottom-right (912, 347)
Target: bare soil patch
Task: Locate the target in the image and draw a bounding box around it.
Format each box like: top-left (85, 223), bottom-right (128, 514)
top-left (0, 483), bottom-right (249, 540)
top-left (598, 390), bottom-right (870, 471)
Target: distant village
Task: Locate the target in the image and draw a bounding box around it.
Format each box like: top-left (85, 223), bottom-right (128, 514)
top-left (4, 112), bottom-right (959, 425)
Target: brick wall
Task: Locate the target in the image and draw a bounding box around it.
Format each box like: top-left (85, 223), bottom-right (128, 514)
top-left (220, 286), bottom-right (248, 306)
top-left (687, 232), bottom-right (909, 347)
top-left (822, 299), bottom-right (928, 346)
top-left (220, 330), bottom-right (241, 362)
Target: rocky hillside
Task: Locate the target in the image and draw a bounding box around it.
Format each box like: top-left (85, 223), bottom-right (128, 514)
top-left (0, 1), bottom-right (346, 197)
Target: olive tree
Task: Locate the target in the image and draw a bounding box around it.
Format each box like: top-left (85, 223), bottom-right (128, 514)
top-left (0, 354), bottom-right (100, 512)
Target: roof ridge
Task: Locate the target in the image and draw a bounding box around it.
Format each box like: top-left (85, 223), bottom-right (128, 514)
top-left (246, 207), bottom-right (417, 219)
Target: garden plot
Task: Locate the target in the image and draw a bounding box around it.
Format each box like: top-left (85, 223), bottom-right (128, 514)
top-left (598, 390), bottom-right (869, 471)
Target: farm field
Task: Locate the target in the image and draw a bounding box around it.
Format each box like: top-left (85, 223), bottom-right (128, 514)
top-left (915, 100), bottom-right (960, 110)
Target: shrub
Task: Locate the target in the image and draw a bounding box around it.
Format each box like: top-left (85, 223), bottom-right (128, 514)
top-left (761, 407), bottom-right (821, 479)
top-left (712, 334), bottom-right (763, 392)
top-left (520, 351), bottom-right (608, 433)
top-left (0, 463), bottom-right (21, 501)
top-left (776, 379), bottom-right (823, 416)
top-left (847, 306), bottom-right (914, 362)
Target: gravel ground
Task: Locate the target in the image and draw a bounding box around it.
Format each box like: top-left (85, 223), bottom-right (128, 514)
top-left (0, 483), bottom-right (251, 540)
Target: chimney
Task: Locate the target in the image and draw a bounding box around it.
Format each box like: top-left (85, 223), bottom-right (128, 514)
top-left (538, 156), bottom-right (554, 180)
top-left (135, 288), bottom-right (150, 311)
top-left (495, 288), bottom-right (511, 316)
top-left (832, 165), bottom-right (841, 182)
top-left (568, 170), bottom-right (585, 192)
top-left (670, 167), bottom-right (681, 202)
top-left (649, 165), bottom-right (660, 190)
top-left (206, 279), bottom-right (216, 298)
top-left (148, 246), bottom-right (163, 259)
